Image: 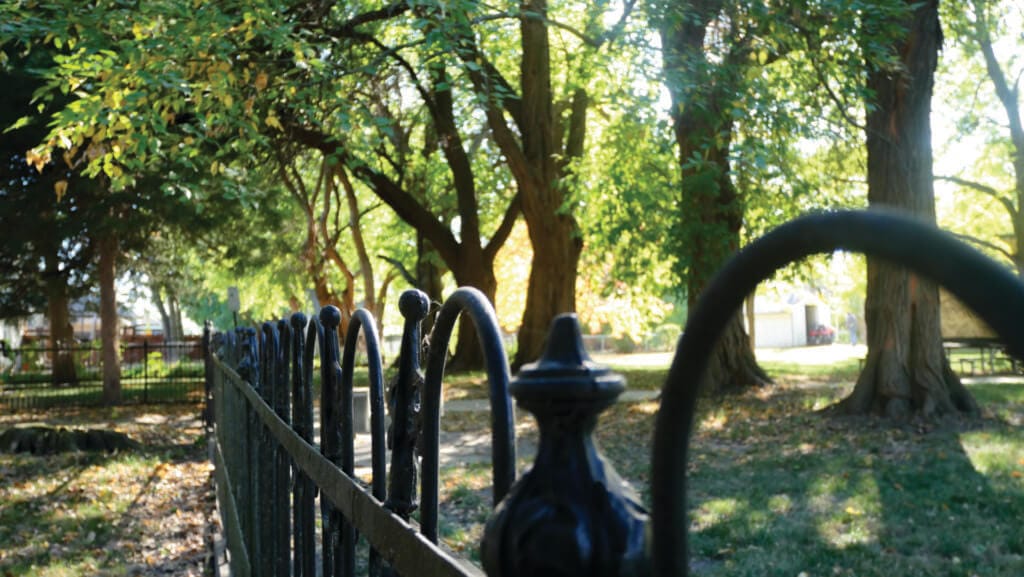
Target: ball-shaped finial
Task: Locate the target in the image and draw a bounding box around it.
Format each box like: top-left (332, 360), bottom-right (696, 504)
top-left (399, 289), bottom-right (430, 321)
top-left (319, 305), bottom-right (342, 329)
top-left (290, 312), bottom-right (308, 329)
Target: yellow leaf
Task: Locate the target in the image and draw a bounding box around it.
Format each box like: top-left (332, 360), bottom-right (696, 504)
top-left (54, 179), bottom-right (68, 201)
top-left (1012, 471), bottom-right (1022, 478)
top-left (265, 114), bottom-right (282, 130)
top-left (254, 71), bottom-right (268, 91)
top-left (25, 148), bottom-right (51, 172)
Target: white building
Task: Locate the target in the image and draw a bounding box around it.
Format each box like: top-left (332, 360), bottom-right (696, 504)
top-left (750, 293), bottom-right (833, 348)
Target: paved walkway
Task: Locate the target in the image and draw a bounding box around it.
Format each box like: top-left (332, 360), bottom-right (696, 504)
top-left (348, 389), bottom-right (660, 477)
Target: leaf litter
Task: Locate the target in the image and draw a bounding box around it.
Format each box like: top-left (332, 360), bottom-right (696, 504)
top-left (0, 405), bottom-right (214, 576)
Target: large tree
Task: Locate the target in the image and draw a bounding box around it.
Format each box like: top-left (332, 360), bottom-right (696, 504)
top-left (656, 1), bottom-right (778, 392)
top-left (838, 0), bottom-right (978, 417)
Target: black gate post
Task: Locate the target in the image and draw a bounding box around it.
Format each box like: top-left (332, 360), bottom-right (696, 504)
top-left (481, 314), bottom-right (649, 577)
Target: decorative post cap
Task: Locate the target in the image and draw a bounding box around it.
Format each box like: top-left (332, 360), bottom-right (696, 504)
top-left (399, 289), bottom-right (430, 321)
top-left (482, 314), bottom-right (649, 577)
top-left (319, 305), bottom-right (341, 330)
top-left (511, 314), bottom-right (625, 406)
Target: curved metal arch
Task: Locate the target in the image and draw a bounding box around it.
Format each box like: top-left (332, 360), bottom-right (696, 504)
top-left (339, 308), bottom-right (388, 500)
top-left (420, 286), bottom-right (516, 543)
top-left (651, 210), bottom-right (1024, 576)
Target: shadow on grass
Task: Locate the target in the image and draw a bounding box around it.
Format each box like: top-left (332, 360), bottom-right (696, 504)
top-left (593, 376), bottom-right (1024, 576)
top-left (0, 405), bottom-right (210, 576)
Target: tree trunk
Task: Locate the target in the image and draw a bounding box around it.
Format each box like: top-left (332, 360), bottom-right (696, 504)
top-left (746, 293), bottom-right (757, 349)
top-left (98, 234), bottom-right (121, 405)
top-left (659, 2), bottom-right (770, 392)
top-left (511, 0), bottom-right (585, 369)
top-left (168, 292), bottom-right (183, 342)
top-left (513, 212), bottom-right (582, 368)
top-left (153, 285), bottom-right (184, 360)
top-left (448, 252), bottom-right (501, 371)
top-left (416, 233), bottom-right (446, 336)
top-left (839, 0), bottom-right (977, 417)
top-left (968, 0), bottom-right (1024, 276)
top-left (152, 285), bottom-right (172, 336)
top-left (45, 254), bottom-right (77, 385)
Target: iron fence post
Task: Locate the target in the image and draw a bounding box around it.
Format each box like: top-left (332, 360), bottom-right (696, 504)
top-left (319, 305), bottom-right (344, 577)
top-left (291, 312), bottom-right (316, 577)
top-left (481, 314), bottom-right (649, 577)
top-left (237, 327), bottom-right (262, 576)
top-left (386, 290), bottom-right (429, 520)
top-left (203, 321), bottom-right (213, 427)
top-left (274, 319), bottom-right (291, 577)
top-left (143, 340), bottom-right (149, 403)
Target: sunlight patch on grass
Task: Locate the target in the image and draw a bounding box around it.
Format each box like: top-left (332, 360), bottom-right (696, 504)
top-left (691, 497), bottom-right (741, 531)
top-left (961, 430), bottom-right (1024, 481)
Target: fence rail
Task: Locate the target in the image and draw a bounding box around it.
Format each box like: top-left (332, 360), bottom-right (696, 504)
top-left (209, 210), bottom-right (1024, 577)
top-left (0, 340), bottom-right (204, 410)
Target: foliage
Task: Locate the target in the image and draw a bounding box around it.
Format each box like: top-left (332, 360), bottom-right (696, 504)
top-left (2, 0), bottom-right (1021, 377)
top-left (0, 45), bottom-right (93, 319)
top-left (935, 0), bottom-right (1024, 273)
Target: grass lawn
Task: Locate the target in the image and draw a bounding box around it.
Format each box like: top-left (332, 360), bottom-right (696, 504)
top-left (0, 406), bottom-right (212, 576)
top-left (437, 347), bottom-right (1024, 575)
top-left (4, 347), bottom-right (1020, 575)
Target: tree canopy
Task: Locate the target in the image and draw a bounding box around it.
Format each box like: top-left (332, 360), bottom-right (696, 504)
top-left (1, 0), bottom-right (1021, 396)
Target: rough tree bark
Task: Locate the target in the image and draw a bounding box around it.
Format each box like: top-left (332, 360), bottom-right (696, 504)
top-left (507, 2), bottom-right (586, 368)
top-left (98, 233), bottom-right (121, 405)
top-left (659, 0), bottom-right (770, 392)
top-left (416, 234), bottom-right (446, 336)
top-left (838, 0), bottom-right (977, 417)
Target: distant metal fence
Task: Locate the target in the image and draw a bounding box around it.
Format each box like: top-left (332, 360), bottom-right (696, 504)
top-left (0, 340), bottom-right (204, 410)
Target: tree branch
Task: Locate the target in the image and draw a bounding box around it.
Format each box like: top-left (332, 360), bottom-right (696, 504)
top-left (377, 254), bottom-right (418, 287)
top-left (323, 1), bottom-right (411, 39)
top-left (936, 174), bottom-right (1017, 219)
top-left (972, 0), bottom-right (1024, 155)
top-left (286, 122), bottom-right (462, 267)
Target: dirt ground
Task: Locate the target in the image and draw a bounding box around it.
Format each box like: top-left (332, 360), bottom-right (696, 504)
top-left (0, 405), bottom-right (214, 576)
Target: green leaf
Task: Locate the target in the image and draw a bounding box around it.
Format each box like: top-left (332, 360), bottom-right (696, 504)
top-left (3, 115), bottom-right (33, 133)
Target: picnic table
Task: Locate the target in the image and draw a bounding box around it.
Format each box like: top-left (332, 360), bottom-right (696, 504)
top-left (943, 337), bottom-right (1019, 375)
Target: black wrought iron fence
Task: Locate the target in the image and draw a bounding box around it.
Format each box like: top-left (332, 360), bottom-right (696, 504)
top-left (209, 288), bottom-right (515, 577)
top-left (208, 210), bottom-right (1024, 577)
top-left (0, 340), bottom-right (204, 410)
